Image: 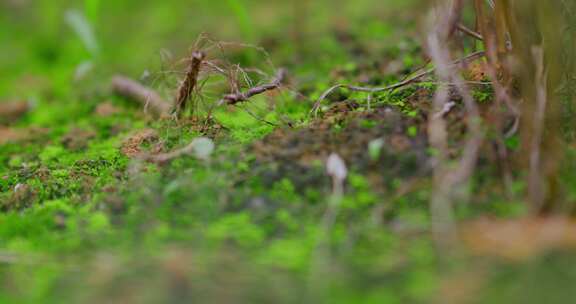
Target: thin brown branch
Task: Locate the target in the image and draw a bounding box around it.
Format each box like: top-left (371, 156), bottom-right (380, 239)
top-left (456, 23), bottom-right (484, 41)
top-left (111, 75), bottom-right (170, 117)
top-left (221, 68), bottom-right (287, 105)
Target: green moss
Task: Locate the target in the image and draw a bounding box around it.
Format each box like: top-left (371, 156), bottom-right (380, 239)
top-left (207, 213), bottom-right (265, 248)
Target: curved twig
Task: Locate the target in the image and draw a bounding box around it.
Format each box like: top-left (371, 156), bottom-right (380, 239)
top-left (311, 51), bottom-right (486, 116)
top-left (219, 68), bottom-right (287, 105)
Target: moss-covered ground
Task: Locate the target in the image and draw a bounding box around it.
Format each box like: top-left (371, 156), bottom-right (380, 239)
top-left (2, 1), bottom-right (576, 303)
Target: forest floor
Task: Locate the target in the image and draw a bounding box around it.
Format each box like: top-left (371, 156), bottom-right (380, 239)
top-left (2, 1), bottom-right (576, 303)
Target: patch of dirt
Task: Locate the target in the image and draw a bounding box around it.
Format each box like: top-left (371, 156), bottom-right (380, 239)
top-left (0, 127), bottom-right (26, 144)
top-left (168, 116), bottom-right (224, 139)
top-left (61, 128), bottom-right (97, 150)
top-left (0, 126), bottom-right (50, 146)
top-left (0, 100), bottom-right (29, 125)
top-left (121, 129), bottom-right (160, 157)
top-left (94, 102), bottom-right (121, 117)
top-left (252, 101), bottom-right (429, 189)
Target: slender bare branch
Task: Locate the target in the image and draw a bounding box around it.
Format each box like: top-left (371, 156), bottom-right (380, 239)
top-left (220, 68), bottom-right (287, 105)
top-left (111, 75), bottom-right (170, 117)
top-left (456, 23), bottom-right (484, 41)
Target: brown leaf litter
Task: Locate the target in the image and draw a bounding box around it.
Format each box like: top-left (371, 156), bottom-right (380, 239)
top-left (121, 129), bottom-right (160, 157)
top-left (94, 102), bottom-right (121, 117)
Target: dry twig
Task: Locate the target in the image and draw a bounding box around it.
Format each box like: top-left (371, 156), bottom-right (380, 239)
top-left (311, 51), bottom-right (485, 116)
top-left (220, 68), bottom-right (287, 105)
top-left (456, 23), bottom-right (483, 41)
top-left (111, 75), bottom-right (170, 117)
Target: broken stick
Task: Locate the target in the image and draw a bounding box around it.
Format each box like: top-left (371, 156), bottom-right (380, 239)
top-left (311, 51), bottom-right (485, 116)
top-left (221, 68), bottom-right (287, 105)
top-left (111, 75), bottom-right (170, 117)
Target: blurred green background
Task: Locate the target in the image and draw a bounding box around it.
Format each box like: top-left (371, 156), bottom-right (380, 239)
top-left (0, 0), bottom-right (419, 96)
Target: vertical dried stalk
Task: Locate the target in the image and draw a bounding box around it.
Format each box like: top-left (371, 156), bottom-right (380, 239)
top-left (427, 1), bottom-right (484, 250)
top-left (528, 47), bottom-right (548, 209)
top-left (467, 0), bottom-right (571, 210)
top-left (503, 0), bottom-right (565, 211)
top-left (427, 10), bottom-right (459, 250)
top-left (173, 51), bottom-right (205, 117)
top-left (473, 0), bottom-right (517, 192)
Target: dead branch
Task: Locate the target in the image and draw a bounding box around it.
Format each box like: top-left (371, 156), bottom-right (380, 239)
top-left (111, 75), bottom-right (170, 117)
top-left (220, 68), bottom-right (287, 105)
top-left (456, 23), bottom-right (483, 41)
top-left (311, 51), bottom-right (485, 116)
top-left (173, 51), bottom-right (206, 116)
